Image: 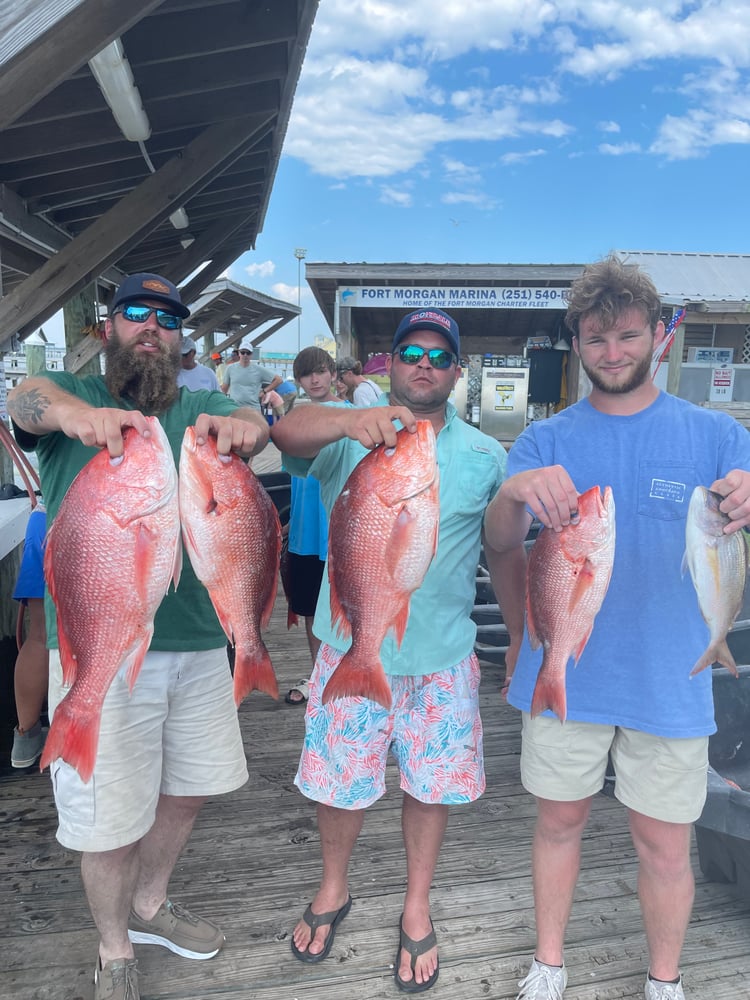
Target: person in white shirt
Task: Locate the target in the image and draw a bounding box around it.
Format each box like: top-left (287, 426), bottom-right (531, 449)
top-left (335, 356), bottom-right (383, 406)
top-left (177, 338), bottom-right (220, 392)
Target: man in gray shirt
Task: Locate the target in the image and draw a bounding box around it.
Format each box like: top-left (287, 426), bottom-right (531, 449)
top-left (221, 343), bottom-right (282, 410)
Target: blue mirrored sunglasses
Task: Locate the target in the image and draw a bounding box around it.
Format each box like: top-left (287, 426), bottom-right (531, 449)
top-left (113, 304), bottom-right (183, 330)
top-left (396, 344), bottom-right (457, 369)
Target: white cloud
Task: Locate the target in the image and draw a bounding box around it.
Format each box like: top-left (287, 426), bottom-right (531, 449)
top-left (441, 190), bottom-right (499, 211)
top-left (651, 108), bottom-right (750, 158)
top-left (245, 260), bottom-right (275, 278)
top-left (380, 186), bottom-right (413, 207)
top-left (500, 148), bottom-right (547, 165)
top-left (284, 1), bottom-right (750, 177)
top-left (599, 141), bottom-right (642, 155)
top-left (271, 282), bottom-right (313, 304)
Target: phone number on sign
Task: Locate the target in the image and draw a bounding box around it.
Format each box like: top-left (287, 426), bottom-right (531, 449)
top-left (501, 288), bottom-right (568, 303)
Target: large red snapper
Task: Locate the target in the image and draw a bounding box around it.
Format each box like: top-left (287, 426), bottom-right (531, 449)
top-left (324, 421), bottom-right (440, 708)
top-left (179, 426), bottom-right (280, 704)
top-left (40, 418), bottom-right (181, 782)
top-left (684, 485), bottom-right (748, 676)
top-left (526, 485), bottom-right (616, 721)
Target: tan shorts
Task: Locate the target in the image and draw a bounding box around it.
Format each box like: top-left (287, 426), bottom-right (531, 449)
top-left (520, 713), bottom-right (708, 824)
top-left (48, 648), bottom-right (248, 852)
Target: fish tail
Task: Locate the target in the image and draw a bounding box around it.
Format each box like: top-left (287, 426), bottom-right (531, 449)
top-left (690, 639), bottom-right (739, 678)
top-left (530, 670), bottom-right (567, 722)
top-left (39, 699), bottom-right (100, 784)
top-left (233, 643), bottom-right (279, 705)
top-left (321, 652), bottom-right (392, 709)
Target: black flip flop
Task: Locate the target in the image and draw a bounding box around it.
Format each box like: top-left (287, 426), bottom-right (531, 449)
top-left (290, 894), bottom-right (352, 963)
top-left (394, 916), bottom-right (439, 993)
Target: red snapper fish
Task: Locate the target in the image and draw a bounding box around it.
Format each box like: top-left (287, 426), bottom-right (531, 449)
top-left (178, 427), bottom-right (281, 704)
top-left (526, 485), bottom-right (616, 721)
top-left (324, 420), bottom-right (440, 708)
top-left (41, 418), bottom-right (181, 782)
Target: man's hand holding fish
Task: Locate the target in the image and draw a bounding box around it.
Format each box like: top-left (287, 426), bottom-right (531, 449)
top-left (489, 463), bottom-right (581, 537)
top-left (193, 409), bottom-right (269, 458)
top-left (708, 468), bottom-right (750, 534)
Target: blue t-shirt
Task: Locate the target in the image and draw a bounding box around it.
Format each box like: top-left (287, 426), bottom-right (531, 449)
top-left (283, 399), bottom-right (507, 676)
top-left (287, 475), bottom-right (328, 560)
top-left (507, 392), bottom-right (750, 737)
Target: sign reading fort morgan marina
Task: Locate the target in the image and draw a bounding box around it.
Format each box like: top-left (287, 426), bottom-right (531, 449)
top-left (338, 286), bottom-right (570, 309)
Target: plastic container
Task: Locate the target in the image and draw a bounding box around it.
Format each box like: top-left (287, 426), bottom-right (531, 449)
top-left (695, 663), bottom-right (750, 902)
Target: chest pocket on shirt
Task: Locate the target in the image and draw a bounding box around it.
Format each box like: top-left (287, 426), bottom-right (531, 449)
top-left (637, 461), bottom-right (697, 521)
top-left (454, 451), bottom-right (500, 515)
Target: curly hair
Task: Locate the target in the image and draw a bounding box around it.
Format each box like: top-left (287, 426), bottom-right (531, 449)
top-left (564, 254), bottom-right (662, 338)
top-left (293, 346), bottom-right (336, 381)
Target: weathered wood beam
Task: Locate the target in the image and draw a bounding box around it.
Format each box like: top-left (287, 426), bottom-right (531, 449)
top-left (0, 0), bottom-right (164, 131)
top-left (188, 303), bottom-right (239, 346)
top-left (0, 112), bottom-right (275, 352)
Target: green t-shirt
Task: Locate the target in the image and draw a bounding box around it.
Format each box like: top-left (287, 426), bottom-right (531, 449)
top-left (19, 372), bottom-right (239, 651)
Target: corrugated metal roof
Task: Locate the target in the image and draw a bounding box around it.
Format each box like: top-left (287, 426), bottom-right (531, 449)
top-left (618, 251), bottom-right (750, 307)
top-left (0, 0), bottom-right (83, 68)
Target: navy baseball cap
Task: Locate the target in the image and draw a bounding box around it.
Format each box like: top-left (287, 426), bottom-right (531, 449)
top-left (111, 273), bottom-right (190, 319)
top-left (391, 308), bottom-right (460, 357)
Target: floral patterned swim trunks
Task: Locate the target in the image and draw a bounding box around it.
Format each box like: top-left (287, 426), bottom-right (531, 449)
top-left (295, 644), bottom-right (486, 809)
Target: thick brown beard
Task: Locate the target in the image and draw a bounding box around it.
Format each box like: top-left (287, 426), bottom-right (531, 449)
top-left (104, 332), bottom-right (181, 413)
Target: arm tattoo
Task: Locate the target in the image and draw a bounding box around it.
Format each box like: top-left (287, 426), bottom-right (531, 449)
top-left (8, 386), bottom-right (51, 427)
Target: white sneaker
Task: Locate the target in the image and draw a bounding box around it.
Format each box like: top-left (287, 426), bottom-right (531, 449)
top-left (516, 957), bottom-right (568, 999)
top-left (645, 975), bottom-right (685, 999)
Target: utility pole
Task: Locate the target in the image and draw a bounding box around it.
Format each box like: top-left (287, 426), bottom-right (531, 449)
top-left (294, 248), bottom-right (306, 354)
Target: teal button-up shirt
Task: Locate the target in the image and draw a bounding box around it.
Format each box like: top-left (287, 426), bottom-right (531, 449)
top-left (282, 399), bottom-right (507, 676)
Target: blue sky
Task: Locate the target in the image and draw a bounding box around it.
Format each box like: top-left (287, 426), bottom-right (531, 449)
top-left (220, 0), bottom-right (749, 355)
top-left (33, 3), bottom-right (747, 356)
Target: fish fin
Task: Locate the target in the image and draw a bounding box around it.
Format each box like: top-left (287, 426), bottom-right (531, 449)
top-left (56, 631), bottom-right (79, 687)
top-left (680, 549), bottom-right (689, 579)
top-left (384, 504), bottom-right (417, 578)
top-left (322, 652), bottom-right (392, 709)
top-left (525, 592), bottom-right (541, 650)
top-left (391, 599), bottom-right (411, 647)
top-left (328, 552), bottom-right (352, 640)
top-left (39, 696), bottom-right (101, 784)
top-left (233, 643), bottom-right (279, 705)
top-left (567, 557), bottom-right (596, 611)
top-left (571, 627), bottom-right (595, 665)
top-left (43, 533), bottom-right (78, 685)
top-left (133, 522), bottom-right (160, 605)
top-left (260, 573), bottom-right (278, 631)
top-left (690, 639), bottom-right (739, 678)
top-left (171, 539), bottom-right (183, 592)
top-left (287, 607), bottom-right (300, 629)
top-left (530, 669), bottom-right (567, 722)
top-left (123, 631), bottom-right (153, 692)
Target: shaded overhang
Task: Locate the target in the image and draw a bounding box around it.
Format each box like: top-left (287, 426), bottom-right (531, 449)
top-left (185, 278), bottom-right (299, 358)
top-left (0, 0), bottom-right (318, 352)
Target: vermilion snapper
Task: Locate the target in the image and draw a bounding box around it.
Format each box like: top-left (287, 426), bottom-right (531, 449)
top-left (684, 485), bottom-right (748, 676)
top-left (178, 426), bottom-right (281, 704)
top-left (526, 485), bottom-right (616, 721)
top-left (41, 418), bottom-right (181, 782)
top-left (324, 420), bottom-right (440, 708)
